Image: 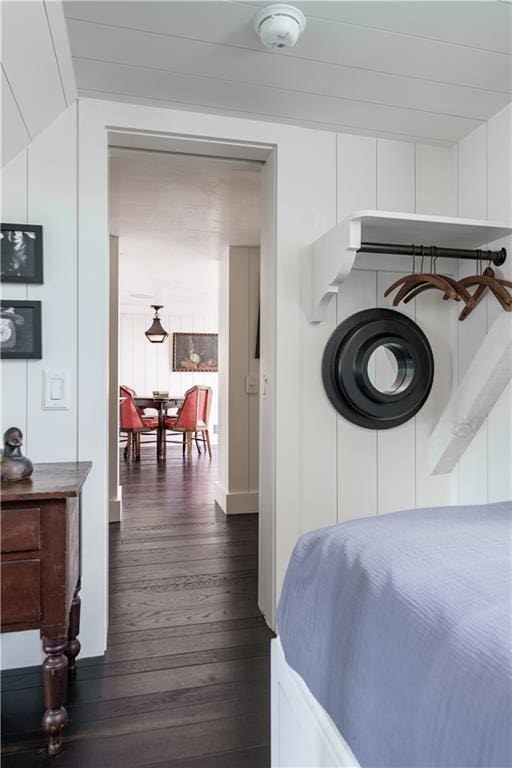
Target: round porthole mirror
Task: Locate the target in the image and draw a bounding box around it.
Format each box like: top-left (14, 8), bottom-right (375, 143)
top-left (366, 342), bottom-right (416, 395)
top-left (322, 309), bottom-right (434, 429)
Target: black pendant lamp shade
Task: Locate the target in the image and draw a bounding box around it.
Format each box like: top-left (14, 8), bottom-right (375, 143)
top-left (145, 305), bottom-right (169, 343)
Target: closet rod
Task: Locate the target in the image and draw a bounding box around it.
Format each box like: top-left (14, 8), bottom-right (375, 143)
top-left (358, 242), bottom-right (507, 266)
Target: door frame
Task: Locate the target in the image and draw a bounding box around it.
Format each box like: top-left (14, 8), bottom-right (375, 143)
top-left (78, 98), bottom-right (280, 653)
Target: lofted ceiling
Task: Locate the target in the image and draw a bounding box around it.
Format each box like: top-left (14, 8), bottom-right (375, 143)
top-left (64, 1), bottom-right (512, 145)
top-left (110, 148), bottom-right (261, 314)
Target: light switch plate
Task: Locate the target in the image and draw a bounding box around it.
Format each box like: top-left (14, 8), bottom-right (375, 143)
top-left (42, 369), bottom-right (70, 410)
top-left (246, 375), bottom-right (259, 395)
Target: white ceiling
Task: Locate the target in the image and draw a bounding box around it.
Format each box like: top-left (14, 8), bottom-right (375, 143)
top-left (109, 148), bottom-right (261, 314)
top-left (64, 1), bottom-right (512, 145)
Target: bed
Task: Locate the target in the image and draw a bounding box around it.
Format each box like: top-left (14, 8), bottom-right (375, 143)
top-left (272, 501), bottom-right (512, 768)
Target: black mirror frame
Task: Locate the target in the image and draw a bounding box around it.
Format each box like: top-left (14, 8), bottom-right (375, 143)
top-left (322, 308), bottom-right (434, 430)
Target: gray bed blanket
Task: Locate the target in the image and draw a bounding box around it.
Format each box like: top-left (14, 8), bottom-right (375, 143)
top-left (277, 501), bottom-right (512, 767)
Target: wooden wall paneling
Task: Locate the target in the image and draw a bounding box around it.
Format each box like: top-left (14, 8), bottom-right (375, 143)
top-left (299, 264), bottom-right (337, 531)
top-left (415, 144), bottom-right (457, 216)
top-left (299, 132), bottom-right (338, 533)
top-left (258, 152), bottom-right (276, 627)
top-left (1, 150), bottom-right (28, 223)
top-left (170, 314), bottom-right (183, 396)
top-left (142, 310), bottom-right (152, 394)
top-left (337, 269), bottom-right (378, 522)
top-left (376, 139), bottom-right (415, 212)
top-left (119, 314), bottom-right (134, 389)
top-left (276, 129), bottom-right (335, 593)
top-left (248, 247), bottom-right (260, 492)
top-left (1, 2), bottom-right (66, 143)
top-left (64, 1), bottom-right (511, 92)
top-left (43, 0), bottom-right (78, 108)
top-left (414, 142), bottom-right (458, 506)
top-left (26, 105), bottom-right (78, 462)
top-left (375, 138), bottom-right (416, 514)
top-left (486, 106), bottom-right (512, 503)
top-left (131, 313), bottom-right (147, 394)
top-left (487, 105), bottom-right (512, 224)
top-left (74, 56), bottom-right (478, 145)
top-left (487, 382), bottom-right (512, 502)
top-left (1, 69), bottom-right (31, 166)
top-left (228, 247), bottom-right (250, 493)
top-left (457, 122), bottom-right (489, 504)
top-left (337, 134), bottom-right (377, 217)
top-left (415, 288), bottom-right (457, 506)
top-left (458, 123), bottom-right (488, 221)
top-left (336, 133), bottom-right (378, 523)
top-left (1, 151), bottom-right (28, 438)
top-left (78, 99), bottom-right (109, 659)
top-left (485, 238), bottom-right (512, 504)
top-left (156, 310), bottom-right (171, 388)
top-left (376, 271), bottom-right (416, 514)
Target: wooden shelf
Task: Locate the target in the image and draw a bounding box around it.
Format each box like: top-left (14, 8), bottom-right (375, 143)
top-left (310, 209), bottom-right (512, 322)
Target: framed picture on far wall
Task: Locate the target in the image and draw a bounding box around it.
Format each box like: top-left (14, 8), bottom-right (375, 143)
top-left (1, 224), bottom-right (43, 284)
top-left (173, 333), bottom-right (218, 372)
top-left (0, 300), bottom-right (42, 359)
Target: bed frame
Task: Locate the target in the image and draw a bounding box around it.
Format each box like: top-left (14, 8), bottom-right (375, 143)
top-left (271, 638), bottom-right (360, 768)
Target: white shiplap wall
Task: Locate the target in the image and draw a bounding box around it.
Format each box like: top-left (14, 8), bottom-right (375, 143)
top-left (298, 106), bottom-right (511, 540)
top-left (456, 105), bottom-right (512, 504)
top-left (1, 1), bottom-right (76, 166)
top-left (119, 309), bottom-right (219, 434)
top-left (299, 134), bottom-right (458, 536)
top-left (2, 94), bottom-right (509, 667)
top-left (0, 104), bottom-right (86, 668)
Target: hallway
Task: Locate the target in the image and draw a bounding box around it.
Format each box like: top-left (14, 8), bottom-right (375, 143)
top-left (1, 447), bottom-right (272, 767)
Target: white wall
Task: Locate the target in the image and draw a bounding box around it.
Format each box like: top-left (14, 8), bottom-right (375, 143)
top-left (216, 246), bottom-right (260, 515)
top-left (1, 1), bottom-right (76, 166)
top-left (299, 136), bottom-right (459, 549)
top-left (0, 104), bottom-right (107, 669)
top-left (119, 307), bottom-right (219, 434)
top-left (2, 92), bottom-right (509, 666)
top-left (455, 105), bottom-right (512, 504)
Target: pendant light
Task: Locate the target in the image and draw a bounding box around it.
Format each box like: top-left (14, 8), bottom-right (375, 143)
top-left (145, 305), bottom-right (168, 343)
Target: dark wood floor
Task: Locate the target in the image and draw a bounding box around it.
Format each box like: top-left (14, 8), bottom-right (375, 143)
top-left (2, 445), bottom-right (272, 767)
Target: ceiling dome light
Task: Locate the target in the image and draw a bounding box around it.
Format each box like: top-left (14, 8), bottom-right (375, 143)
top-left (253, 4), bottom-right (306, 49)
top-left (145, 305), bottom-right (169, 343)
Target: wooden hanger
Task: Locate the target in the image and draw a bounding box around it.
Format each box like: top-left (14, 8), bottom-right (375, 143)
top-left (458, 265), bottom-right (512, 320)
top-left (384, 246), bottom-right (463, 307)
top-left (385, 273), bottom-right (459, 306)
top-left (402, 273), bottom-right (475, 307)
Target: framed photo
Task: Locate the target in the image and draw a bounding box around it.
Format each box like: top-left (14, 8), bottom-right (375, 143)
top-left (173, 333), bottom-right (218, 372)
top-left (1, 224), bottom-right (43, 283)
top-left (0, 300), bottom-right (42, 359)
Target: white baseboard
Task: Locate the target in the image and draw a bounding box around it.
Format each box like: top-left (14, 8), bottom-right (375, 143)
top-left (214, 482), bottom-right (258, 514)
top-left (109, 486), bottom-right (122, 523)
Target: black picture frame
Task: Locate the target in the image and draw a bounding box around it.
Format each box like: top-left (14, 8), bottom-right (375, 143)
top-left (0, 300), bottom-right (42, 360)
top-left (1, 224), bottom-right (43, 284)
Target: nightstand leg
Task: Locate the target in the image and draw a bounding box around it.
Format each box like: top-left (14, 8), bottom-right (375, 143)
top-left (66, 580), bottom-right (82, 674)
top-left (42, 637), bottom-right (68, 756)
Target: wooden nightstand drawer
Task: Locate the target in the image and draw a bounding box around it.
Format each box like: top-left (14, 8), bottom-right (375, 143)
top-left (1, 507), bottom-right (40, 553)
top-left (1, 560), bottom-right (41, 626)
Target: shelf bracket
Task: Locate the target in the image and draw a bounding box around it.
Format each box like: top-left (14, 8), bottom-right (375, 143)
top-left (310, 218), bottom-right (361, 323)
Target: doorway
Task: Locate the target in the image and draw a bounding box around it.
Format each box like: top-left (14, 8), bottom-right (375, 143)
top-left (104, 139), bottom-right (273, 763)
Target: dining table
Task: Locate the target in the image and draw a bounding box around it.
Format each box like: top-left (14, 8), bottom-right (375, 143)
top-left (134, 395), bottom-right (184, 461)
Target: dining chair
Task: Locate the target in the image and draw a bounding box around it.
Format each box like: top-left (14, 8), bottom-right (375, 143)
top-left (163, 385), bottom-right (213, 459)
top-left (119, 386), bottom-right (159, 461)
